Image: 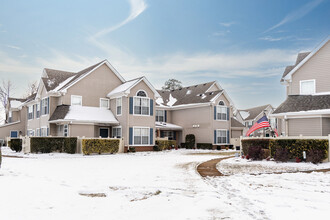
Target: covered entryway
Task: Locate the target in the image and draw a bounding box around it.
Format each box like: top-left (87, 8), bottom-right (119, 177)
top-left (155, 122), bottom-right (183, 145)
top-left (99, 128), bottom-right (110, 138)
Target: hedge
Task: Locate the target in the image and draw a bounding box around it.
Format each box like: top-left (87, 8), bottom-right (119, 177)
top-left (155, 140), bottom-right (177, 151)
top-left (269, 139), bottom-right (328, 162)
top-left (185, 134), bottom-right (195, 149)
top-left (30, 137), bottom-right (77, 154)
top-left (241, 139), bottom-right (270, 155)
top-left (196, 143), bottom-right (213, 150)
top-left (82, 139), bottom-right (119, 155)
top-left (9, 139), bottom-right (22, 152)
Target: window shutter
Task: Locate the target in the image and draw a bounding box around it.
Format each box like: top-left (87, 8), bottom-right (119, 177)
top-left (129, 97), bottom-right (133, 114)
top-left (227, 130), bottom-right (230, 144)
top-left (164, 110), bottom-right (167, 122)
top-left (214, 130), bottom-right (217, 144)
top-left (40, 100), bottom-right (42, 116)
top-left (150, 128), bottom-right (153, 145)
top-left (33, 105), bottom-right (35, 119)
top-left (227, 107), bottom-right (229, 121)
top-left (214, 106), bottom-right (217, 120)
top-left (47, 97), bottom-right (50, 114)
top-left (150, 99), bottom-right (153, 116)
top-left (129, 127), bottom-right (133, 145)
top-left (173, 131), bottom-right (176, 140)
top-left (47, 127), bottom-right (49, 136)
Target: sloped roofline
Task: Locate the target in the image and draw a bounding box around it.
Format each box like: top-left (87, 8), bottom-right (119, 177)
top-left (240, 104), bottom-right (273, 121)
top-left (283, 35), bottom-right (330, 82)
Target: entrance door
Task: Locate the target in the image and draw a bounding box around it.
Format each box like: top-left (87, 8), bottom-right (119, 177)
top-left (99, 128), bottom-right (109, 138)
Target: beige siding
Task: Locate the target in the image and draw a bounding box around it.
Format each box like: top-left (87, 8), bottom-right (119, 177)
top-left (322, 117), bottom-right (330, 136)
top-left (62, 64), bottom-right (123, 107)
top-left (69, 124), bottom-right (95, 137)
top-left (231, 130), bottom-right (242, 138)
top-left (288, 118), bottom-right (322, 136)
top-left (289, 41), bottom-right (330, 95)
top-left (207, 83), bottom-right (220, 92)
top-left (0, 122), bottom-right (26, 139)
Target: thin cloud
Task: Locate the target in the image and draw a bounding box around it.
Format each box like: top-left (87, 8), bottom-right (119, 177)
top-left (219, 22), bottom-right (235, 27)
top-left (6, 45), bottom-right (21, 50)
top-left (259, 36), bottom-right (286, 42)
top-left (213, 30), bottom-right (230, 37)
top-left (93, 0), bottom-right (147, 38)
top-left (265, 0), bottom-right (324, 33)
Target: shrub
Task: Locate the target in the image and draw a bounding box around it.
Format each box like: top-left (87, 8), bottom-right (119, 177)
top-left (247, 146), bottom-right (264, 160)
top-left (31, 137), bottom-right (77, 154)
top-left (185, 134), bottom-right (195, 149)
top-left (153, 145), bottom-right (161, 151)
top-left (269, 139), bottom-right (328, 162)
top-left (263, 149), bottom-right (270, 159)
top-left (82, 139), bottom-right (119, 155)
top-left (155, 140), bottom-right (176, 151)
top-left (129, 147), bottom-right (136, 153)
top-left (307, 149), bottom-right (324, 164)
top-left (180, 143), bottom-right (186, 148)
top-left (196, 143), bottom-right (213, 150)
top-left (274, 148), bottom-right (289, 162)
top-left (9, 139), bottom-right (22, 152)
top-left (241, 139), bottom-right (270, 155)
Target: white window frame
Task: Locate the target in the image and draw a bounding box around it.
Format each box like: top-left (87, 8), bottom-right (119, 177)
top-left (100, 98), bottom-right (109, 109)
top-left (133, 97), bottom-right (150, 116)
top-left (10, 130), bottom-right (18, 138)
top-left (36, 103), bottom-right (40, 118)
top-left (41, 97), bottom-right (49, 116)
top-left (36, 128), bottom-right (40, 137)
top-left (216, 106), bottom-right (227, 121)
top-left (71, 95), bottom-right (82, 106)
top-left (28, 105), bottom-right (33, 120)
top-left (133, 126), bottom-right (150, 146)
top-left (300, 79), bottom-right (315, 95)
top-left (156, 110), bottom-right (165, 122)
top-left (216, 129), bottom-right (227, 145)
top-left (41, 127), bottom-right (48, 137)
top-left (8, 111), bottom-right (12, 123)
top-left (116, 97), bottom-right (122, 116)
top-left (112, 126), bottom-right (122, 138)
top-left (27, 129), bottom-right (35, 137)
top-left (99, 127), bottom-right (109, 138)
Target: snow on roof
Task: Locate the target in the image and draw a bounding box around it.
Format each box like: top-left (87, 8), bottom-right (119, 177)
top-left (64, 106), bottom-right (119, 124)
top-left (240, 111), bottom-right (250, 120)
top-left (10, 100), bottom-right (24, 108)
top-left (52, 75), bottom-right (76, 92)
top-left (167, 94), bottom-right (177, 107)
top-left (155, 122), bottom-right (183, 130)
top-left (107, 78), bottom-right (141, 97)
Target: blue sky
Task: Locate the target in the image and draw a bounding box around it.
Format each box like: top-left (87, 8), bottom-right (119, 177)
top-left (0, 0), bottom-right (329, 109)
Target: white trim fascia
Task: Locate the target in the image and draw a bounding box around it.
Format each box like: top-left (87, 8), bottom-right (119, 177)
top-left (283, 36), bottom-right (330, 81)
top-left (48, 119), bottom-right (119, 125)
top-left (0, 121), bottom-right (21, 128)
top-left (271, 109), bottom-right (330, 117)
top-left (169, 102), bottom-right (211, 110)
top-left (61, 60), bottom-right (126, 92)
top-left (205, 81), bottom-right (223, 93)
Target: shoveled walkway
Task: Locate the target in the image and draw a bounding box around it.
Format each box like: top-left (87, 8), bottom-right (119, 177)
top-left (197, 156), bottom-right (330, 177)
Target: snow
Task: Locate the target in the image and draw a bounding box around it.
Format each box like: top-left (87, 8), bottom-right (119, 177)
top-left (167, 94), bottom-right (177, 107)
top-left (10, 100), bottom-right (23, 108)
top-left (186, 90), bottom-right (192, 95)
top-left (64, 106), bottom-right (119, 124)
top-left (155, 122), bottom-right (183, 130)
top-left (240, 110), bottom-right (250, 119)
top-left (52, 75), bottom-right (76, 92)
top-left (107, 78), bottom-right (141, 97)
top-left (1, 148), bottom-right (330, 219)
top-left (155, 97), bottom-right (164, 105)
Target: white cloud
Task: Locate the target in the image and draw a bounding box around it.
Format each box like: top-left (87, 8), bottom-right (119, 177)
top-left (265, 0), bottom-right (324, 32)
top-left (219, 22), bottom-right (235, 27)
top-left (6, 45), bottom-right (21, 50)
top-left (212, 30), bottom-right (230, 37)
top-left (259, 36), bottom-right (285, 42)
top-left (93, 0), bottom-right (147, 39)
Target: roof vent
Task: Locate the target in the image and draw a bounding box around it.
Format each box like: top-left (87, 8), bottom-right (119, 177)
top-left (186, 90), bottom-right (192, 95)
top-left (194, 85), bottom-right (198, 87)
top-left (186, 87), bottom-right (190, 89)
top-left (203, 83), bottom-right (206, 86)
top-left (209, 92), bottom-right (214, 95)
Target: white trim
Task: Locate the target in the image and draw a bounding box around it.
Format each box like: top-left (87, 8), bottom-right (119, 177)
top-left (49, 119), bottom-right (119, 125)
top-left (133, 96), bottom-right (150, 116)
top-left (71, 95), bottom-right (82, 106)
top-left (215, 129), bottom-right (228, 145)
top-left (136, 89), bottom-right (148, 97)
top-left (0, 121), bottom-right (20, 128)
top-left (283, 36), bottom-right (330, 81)
top-left (116, 97), bottom-right (122, 116)
top-left (132, 126), bottom-right (151, 146)
top-left (271, 108), bottom-right (330, 117)
top-left (99, 127), bottom-right (110, 138)
top-left (10, 130), bottom-right (19, 138)
top-left (299, 79), bottom-right (316, 95)
top-left (155, 109), bottom-right (165, 122)
top-left (100, 98), bottom-right (110, 109)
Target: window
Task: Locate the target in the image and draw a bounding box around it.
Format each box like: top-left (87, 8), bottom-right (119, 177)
top-left (300, 80), bottom-right (315, 95)
top-left (218, 100), bottom-right (225, 106)
top-left (28, 106), bottom-right (33, 120)
top-left (216, 130), bottom-right (227, 144)
top-left (112, 126), bottom-right (122, 138)
top-left (41, 127), bottom-right (48, 137)
top-left (116, 97), bottom-right (122, 115)
top-left (10, 131), bottom-right (18, 138)
top-left (27, 130), bottom-right (35, 137)
top-left (163, 131), bottom-right (174, 140)
top-left (246, 121), bottom-right (253, 127)
top-left (36, 103), bottom-right (40, 118)
top-left (100, 98), bottom-right (109, 109)
top-left (64, 124), bottom-right (68, 137)
top-left (36, 128), bottom-right (40, 137)
top-left (134, 91), bottom-right (150, 115)
top-left (216, 106), bottom-right (227, 120)
top-left (156, 110), bottom-right (165, 122)
top-left (41, 98), bottom-right (49, 115)
top-left (133, 127), bottom-right (149, 145)
top-left (8, 111), bottom-right (12, 123)
top-left (71, 95), bottom-right (82, 106)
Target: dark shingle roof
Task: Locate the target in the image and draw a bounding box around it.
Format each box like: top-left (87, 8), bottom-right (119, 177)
top-left (157, 81), bottom-right (222, 106)
top-left (281, 52), bottom-right (310, 81)
top-left (273, 95), bottom-right (330, 114)
top-left (231, 117), bottom-right (245, 128)
top-left (49, 105), bottom-right (70, 121)
top-left (239, 104), bottom-right (270, 121)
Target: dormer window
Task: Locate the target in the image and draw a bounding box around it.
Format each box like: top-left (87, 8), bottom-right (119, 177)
top-left (300, 80), bottom-right (315, 95)
top-left (218, 100), bottom-right (225, 106)
top-left (137, 90), bottom-right (147, 97)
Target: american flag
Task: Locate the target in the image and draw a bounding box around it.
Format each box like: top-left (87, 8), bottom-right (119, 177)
top-left (246, 115), bottom-right (271, 137)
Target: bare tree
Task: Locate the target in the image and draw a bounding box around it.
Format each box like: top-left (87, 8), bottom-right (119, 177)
top-left (23, 81), bottom-right (38, 98)
top-left (162, 79), bottom-right (183, 91)
top-left (0, 79), bottom-right (13, 110)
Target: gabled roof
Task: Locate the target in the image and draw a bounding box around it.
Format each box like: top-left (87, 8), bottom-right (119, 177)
top-left (231, 117), bottom-right (245, 128)
top-left (282, 36), bottom-right (330, 82)
top-left (281, 52), bottom-right (310, 81)
top-left (107, 76), bottom-right (161, 98)
top-left (156, 81), bottom-right (223, 107)
top-left (9, 93), bottom-right (37, 109)
top-left (42, 69), bottom-right (76, 91)
top-left (239, 104), bottom-right (272, 121)
top-left (272, 95), bottom-right (330, 114)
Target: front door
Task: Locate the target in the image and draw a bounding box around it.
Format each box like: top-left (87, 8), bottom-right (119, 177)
top-left (99, 128), bottom-right (109, 138)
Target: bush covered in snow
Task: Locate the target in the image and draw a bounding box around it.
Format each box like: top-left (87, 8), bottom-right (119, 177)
top-left (8, 138), bottom-right (22, 152)
top-left (82, 139), bottom-right (119, 155)
top-left (31, 137), bottom-right (77, 154)
top-left (185, 134), bottom-right (195, 149)
top-left (155, 140), bottom-right (176, 151)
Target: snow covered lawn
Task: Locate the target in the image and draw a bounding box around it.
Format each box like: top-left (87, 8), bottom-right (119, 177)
top-left (1, 148), bottom-right (330, 219)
